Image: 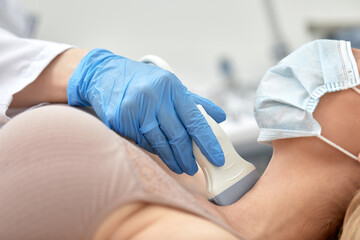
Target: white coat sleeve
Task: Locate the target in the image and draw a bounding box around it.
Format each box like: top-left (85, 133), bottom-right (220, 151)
top-left (0, 28), bottom-right (72, 124)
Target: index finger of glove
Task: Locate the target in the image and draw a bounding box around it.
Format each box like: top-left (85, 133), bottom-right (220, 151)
top-left (191, 92), bottom-right (226, 123)
top-left (173, 91), bottom-right (225, 166)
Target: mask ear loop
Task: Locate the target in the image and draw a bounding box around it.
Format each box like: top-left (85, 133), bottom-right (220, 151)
top-left (319, 84), bottom-right (360, 161)
top-left (352, 87), bottom-right (360, 95)
top-left (315, 88), bottom-right (360, 161)
top-left (317, 85), bottom-right (360, 161)
top-left (317, 135), bottom-right (359, 161)
top-left (310, 87), bottom-right (360, 161)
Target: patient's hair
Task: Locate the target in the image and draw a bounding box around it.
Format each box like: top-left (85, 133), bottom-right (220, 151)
top-left (340, 190), bottom-right (360, 239)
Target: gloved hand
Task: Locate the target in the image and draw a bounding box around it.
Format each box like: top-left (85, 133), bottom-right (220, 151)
top-left (67, 49), bottom-right (226, 175)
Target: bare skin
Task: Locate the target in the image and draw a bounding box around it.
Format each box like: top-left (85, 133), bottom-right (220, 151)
top-left (9, 48), bottom-right (88, 108)
top-left (8, 48), bottom-right (360, 240)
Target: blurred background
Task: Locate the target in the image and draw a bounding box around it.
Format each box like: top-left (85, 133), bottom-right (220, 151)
top-left (3, 0), bottom-right (360, 173)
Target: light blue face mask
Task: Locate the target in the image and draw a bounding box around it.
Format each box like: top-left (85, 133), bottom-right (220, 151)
top-left (254, 39), bottom-right (360, 160)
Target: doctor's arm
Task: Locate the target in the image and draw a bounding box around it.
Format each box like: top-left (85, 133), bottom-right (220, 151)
top-left (10, 49), bottom-right (88, 108)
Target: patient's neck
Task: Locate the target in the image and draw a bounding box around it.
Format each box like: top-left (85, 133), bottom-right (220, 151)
top-left (220, 137), bottom-right (360, 240)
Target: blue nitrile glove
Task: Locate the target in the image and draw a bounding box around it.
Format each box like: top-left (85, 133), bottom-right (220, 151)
top-left (67, 49), bottom-right (226, 175)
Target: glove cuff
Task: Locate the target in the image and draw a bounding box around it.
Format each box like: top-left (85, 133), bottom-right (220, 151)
top-left (67, 48), bottom-right (114, 106)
